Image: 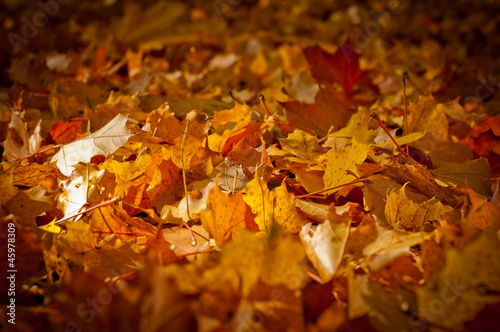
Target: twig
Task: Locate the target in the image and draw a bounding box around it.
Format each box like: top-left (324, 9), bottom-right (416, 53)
top-left (370, 112), bottom-right (408, 157)
top-left (295, 178), bottom-right (367, 198)
top-left (181, 117), bottom-right (196, 246)
top-left (402, 73), bottom-right (409, 155)
top-left (6, 145), bottom-right (60, 163)
top-left (54, 196), bottom-right (121, 224)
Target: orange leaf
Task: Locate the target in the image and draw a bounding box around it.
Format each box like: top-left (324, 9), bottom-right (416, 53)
top-left (49, 118), bottom-right (86, 144)
top-left (201, 184), bottom-right (257, 246)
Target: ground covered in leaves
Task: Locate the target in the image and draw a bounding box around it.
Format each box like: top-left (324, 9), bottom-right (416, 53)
top-left (1, 0), bottom-right (500, 331)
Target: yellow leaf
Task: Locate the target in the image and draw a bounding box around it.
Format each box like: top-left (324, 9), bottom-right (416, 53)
top-left (407, 94), bottom-right (448, 147)
top-left (271, 180), bottom-right (308, 233)
top-left (279, 129), bottom-right (324, 164)
top-left (39, 219), bottom-right (63, 234)
top-left (222, 230), bottom-right (266, 297)
top-left (0, 163), bottom-right (18, 205)
top-left (323, 137), bottom-right (370, 195)
top-left (416, 231), bottom-right (500, 330)
top-left (363, 222), bottom-right (429, 271)
top-left (101, 152), bottom-right (152, 182)
top-left (243, 175), bottom-right (274, 232)
top-left (385, 183), bottom-right (453, 229)
top-left (249, 51), bottom-right (268, 76)
top-left (243, 176), bottom-right (307, 233)
top-left (211, 103), bottom-right (251, 130)
top-left (12, 162), bottom-right (60, 191)
top-left (300, 204), bottom-right (351, 282)
top-left (279, 43), bottom-right (308, 75)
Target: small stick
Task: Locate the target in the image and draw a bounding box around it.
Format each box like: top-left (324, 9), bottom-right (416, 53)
top-left (181, 117), bottom-right (196, 246)
top-left (54, 196), bottom-right (121, 224)
top-left (402, 73), bottom-right (409, 155)
top-left (6, 145), bottom-right (60, 163)
top-left (295, 178), bottom-right (367, 198)
top-left (228, 91), bottom-right (244, 104)
top-left (370, 112), bottom-right (408, 157)
top-left (232, 170), bottom-right (238, 195)
top-left (307, 271), bottom-right (325, 284)
top-left (260, 94), bottom-right (292, 133)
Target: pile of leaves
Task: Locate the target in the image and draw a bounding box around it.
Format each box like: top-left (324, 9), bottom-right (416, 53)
top-left (1, 0), bottom-right (500, 331)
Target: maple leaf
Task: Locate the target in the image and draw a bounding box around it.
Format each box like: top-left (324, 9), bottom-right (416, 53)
top-left (362, 222), bottom-right (429, 271)
top-left (243, 176), bottom-right (308, 233)
top-left (431, 157), bottom-right (492, 197)
top-left (279, 86), bottom-right (360, 137)
top-left (48, 118), bottom-right (86, 144)
top-left (304, 44), bottom-right (365, 92)
top-left (300, 204), bottom-right (351, 282)
top-left (13, 162), bottom-right (60, 191)
top-left (407, 94), bottom-right (449, 150)
top-left (56, 164), bottom-right (115, 222)
top-left (50, 114), bottom-right (133, 177)
top-left (416, 231), bottom-right (500, 330)
top-left (384, 183), bottom-right (453, 229)
top-left (323, 137), bottom-right (371, 195)
top-left (89, 205), bottom-right (157, 243)
top-left (201, 184), bottom-right (257, 246)
top-left (279, 129), bottom-right (324, 164)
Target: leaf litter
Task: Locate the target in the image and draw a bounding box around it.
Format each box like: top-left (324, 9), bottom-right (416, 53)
top-left (0, 0), bottom-right (499, 331)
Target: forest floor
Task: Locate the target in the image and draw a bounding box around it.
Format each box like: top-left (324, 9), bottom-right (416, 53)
top-left (1, 0), bottom-right (500, 331)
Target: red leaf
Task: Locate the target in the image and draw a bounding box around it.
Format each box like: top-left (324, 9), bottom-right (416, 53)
top-left (304, 43), bottom-right (364, 92)
top-left (49, 118), bottom-right (86, 144)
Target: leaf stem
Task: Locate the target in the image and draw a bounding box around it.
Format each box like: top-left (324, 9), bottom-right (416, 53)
top-left (6, 145), bottom-right (60, 163)
top-left (403, 73), bottom-right (409, 156)
top-left (181, 117), bottom-right (196, 246)
top-left (295, 178), bottom-right (367, 198)
top-left (54, 196), bottom-right (121, 224)
top-left (370, 112), bottom-right (408, 157)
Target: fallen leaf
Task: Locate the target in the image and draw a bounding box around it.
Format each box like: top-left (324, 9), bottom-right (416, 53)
top-left (279, 129), bottom-right (324, 164)
top-left (363, 223), bottom-right (429, 271)
top-left (13, 162), bottom-right (60, 191)
top-left (385, 183), bottom-right (453, 229)
top-left (323, 137), bottom-right (371, 195)
top-left (244, 176), bottom-right (308, 233)
top-left (416, 231), bottom-right (500, 330)
top-left (431, 158), bottom-right (492, 198)
top-left (304, 44), bottom-right (364, 92)
top-left (201, 184), bottom-right (257, 246)
top-left (48, 118), bottom-right (86, 144)
top-left (300, 204), bottom-right (351, 282)
top-left (50, 114), bottom-right (133, 177)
